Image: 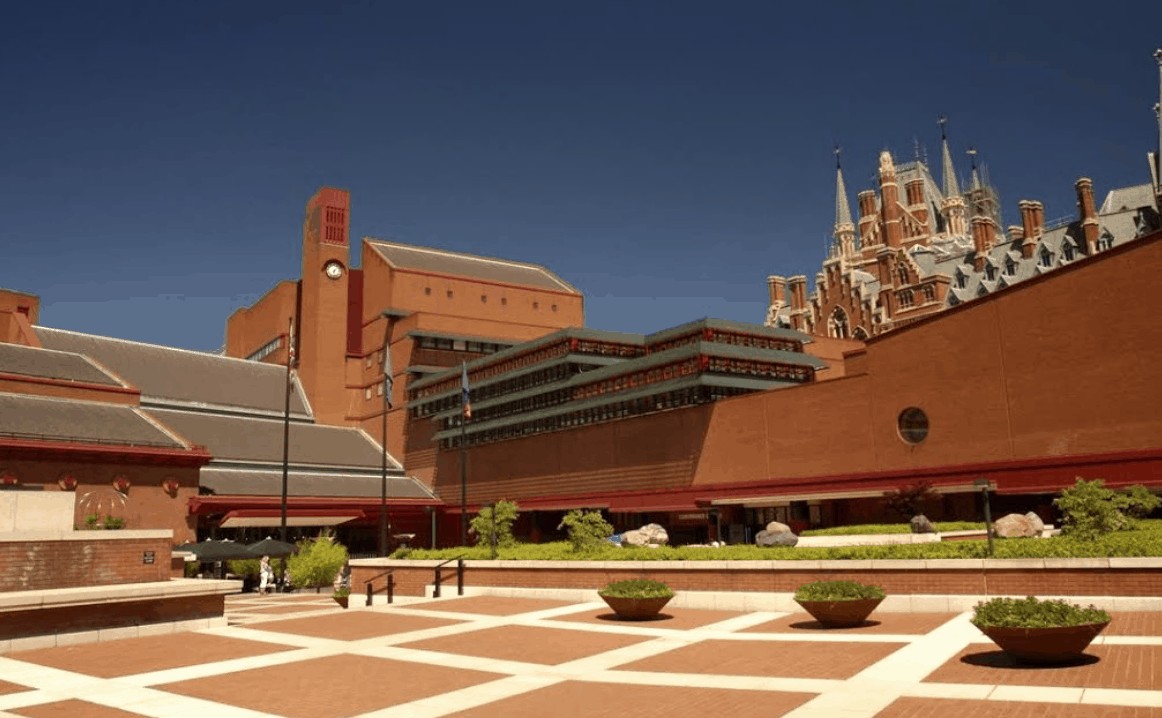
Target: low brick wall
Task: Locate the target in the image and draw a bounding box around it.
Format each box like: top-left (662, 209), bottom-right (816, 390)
top-left (0, 594), bottom-right (224, 641)
top-left (0, 531), bottom-right (174, 591)
top-left (350, 558), bottom-right (1162, 599)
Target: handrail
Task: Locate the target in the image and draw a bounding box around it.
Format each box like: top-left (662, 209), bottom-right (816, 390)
top-left (433, 555), bottom-right (466, 599)
top-left (363, 568), bottom-right (396, 606)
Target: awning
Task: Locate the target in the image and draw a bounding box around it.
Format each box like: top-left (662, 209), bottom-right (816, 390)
top-left (709, 483), bottom-right (983, 507)
top-left (219, 509), bottom-right (364, 529)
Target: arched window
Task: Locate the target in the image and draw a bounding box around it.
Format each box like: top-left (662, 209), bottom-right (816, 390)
top-left (829, 307), bottom-right (850, 339)
top-left (852, 326), bottom-right (869, 340)
top-left (897, 265), bottom-right (909, 285)
top-left (922, 285), bottom-right (935, 303)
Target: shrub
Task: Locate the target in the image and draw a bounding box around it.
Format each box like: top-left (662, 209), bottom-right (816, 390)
top-left (82, 513), bottom-right (124, 530)
top-left (972, 596), bottom-right (1110, 628)
top-left (794, 580), bottom-right (885, 602)
top-left (228, 558), bottom-right (263, 579)
top-left (1055, 478), bottom-right (1128, 539)
top-left (1117, 485), bottom-right (1162, 521)
top-left (287, 534), bottom-right (348, 589)
top-left (559, 509), bottom-right (614, 552)
top-left (599, 579), bottom-right (674, 599)
top-left (332, 585), bottom-right (351, 598)
top-left (882, 481), bottom-right (939, 519)
top-left (103, 516), bottom-right (125, 529)
top-left (469, 500), bottom-right (520, 549)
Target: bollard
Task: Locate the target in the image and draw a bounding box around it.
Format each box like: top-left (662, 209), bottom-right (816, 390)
top-left (433, 568), bottom-right (442, 598)
top-left (457, 558), bottom-right (464, 596)
top-left (387, 574), bottom-right (395, 604)
top-left (365, 582), bottom-right (373, 607)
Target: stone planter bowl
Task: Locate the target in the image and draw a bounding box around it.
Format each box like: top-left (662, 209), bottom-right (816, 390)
top-left (794, 597), bottom-right (883, 628)
top-left (600, 594), bottom-right (672, 621)
top-left (977, 622), bottom-right (1109, 664)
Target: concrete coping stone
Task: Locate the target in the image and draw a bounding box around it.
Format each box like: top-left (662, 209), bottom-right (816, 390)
top-left (0, 530), bottom-right (173, 543)
top-left (351, 557), bottom-right (1162, 570)
top-left (0, 578), bottom-right (241, 612)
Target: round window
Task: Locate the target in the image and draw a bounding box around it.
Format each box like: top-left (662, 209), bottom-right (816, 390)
top-left (897, 407), bottom-right (929, 444)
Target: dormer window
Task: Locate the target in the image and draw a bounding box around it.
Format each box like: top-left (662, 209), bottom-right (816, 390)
top-left (955, 270), bottom-right (967, 289)
top-left (1039, 248), bottom-right (1053, 268)
top-left (1063, 244), bottom-right (1075, 261)
top-left (1004, 258), bottom-right (1016, 276)
top-left (1097, 231), bottom-right (1114, 251)
top-left (985, 264), bottom-right (997, 281)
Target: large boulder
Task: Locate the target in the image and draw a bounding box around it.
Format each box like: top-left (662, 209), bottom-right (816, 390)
top-left (910, 515), bottom-right (936, 534)
top-left (994, 512), bottom-right (1043, 538)
top-left (755, 521), bottom-right (798, 547)
top-left (621, 523), bottom-right (669, 547)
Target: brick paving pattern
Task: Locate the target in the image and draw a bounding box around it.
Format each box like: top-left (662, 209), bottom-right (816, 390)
top-left (2, 595), bottom-right (1161, 718)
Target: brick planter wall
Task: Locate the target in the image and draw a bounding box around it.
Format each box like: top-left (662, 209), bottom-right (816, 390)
top-left (350, 558), bottom-right (1161, 599)
top-left (0, 594), bottom-right (224, 641)
top-left (0, 531), bottom-right (174, 591)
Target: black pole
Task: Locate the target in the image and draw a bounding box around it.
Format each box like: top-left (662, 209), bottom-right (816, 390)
top-left (280, 316), bottom-right (293, 545)
top-left (459, 417), bottom-right (467, 547)
top-left (982, 486), bottom-right (995, 557)
top-left (380, 318), bottom-right (391, 557)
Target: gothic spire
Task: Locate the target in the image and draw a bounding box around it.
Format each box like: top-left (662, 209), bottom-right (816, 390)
top-left (938, 115), bottom-right (961, 198)
top-left (1153, 48), bottom-right (1162, 195)
top-left (834, 146), bottom-right (854, 229)
top-left (967, 147), bottom-right (981, 191)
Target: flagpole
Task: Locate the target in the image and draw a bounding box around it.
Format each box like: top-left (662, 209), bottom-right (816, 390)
top-left (280, 316), bottom-right (294, 546)
top-left (459, 361), bottom-right (469, 547)
top-left (379, 314), bottom-right (391, 557)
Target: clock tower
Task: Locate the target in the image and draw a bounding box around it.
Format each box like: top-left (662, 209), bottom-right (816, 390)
top-left (297, 187), bottom-right (351, 425)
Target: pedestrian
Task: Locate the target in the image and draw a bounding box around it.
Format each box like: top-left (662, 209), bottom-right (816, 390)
top-left (259, 555), bottom-right (274, 594)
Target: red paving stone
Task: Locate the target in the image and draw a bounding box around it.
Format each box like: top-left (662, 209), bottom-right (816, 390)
top-left (157, 653), bottom-right (504, 718)
top-left (616, 638), bottom-right (906, 679)
top-left (742, 612), bottom-right (958, 635)
top-left (551, 607), bottom-right (745, 630)
top-left (10, 700), bottom-right (149, 718)
top-left (447, 680), bottom-right (816, 718)
top-left (248, 609), bottom-right (462, 641)
top-left (8, 633), bottom-right (293, 678)
top-left (925, 645), bottom-right (1162, 691)
top-left (0, 679), bottom-right (33, 695)
top-left (1106, 612), bottom-right (1162, 636)
top-left (401, 595), bottom-right (576, 616)
top-left (879, 697), bottom-right (1162, 717)
top-left (398, 625), bottom-right (651, 665)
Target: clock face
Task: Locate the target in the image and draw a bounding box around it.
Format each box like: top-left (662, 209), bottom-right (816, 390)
top-left (324, 261), bottom-right (344, 280)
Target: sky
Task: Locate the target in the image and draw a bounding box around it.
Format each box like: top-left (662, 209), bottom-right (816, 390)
top-left (1, 1), bottom-right (1160, 352)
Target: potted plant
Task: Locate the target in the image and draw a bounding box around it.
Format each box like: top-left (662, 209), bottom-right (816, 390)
top-left (794, 580), bottom-right (885, 628)
top-left (332, 585), bottom-right (351, 609)
top-left (971, 596), bottom-right (1110, 664)
top-left (598, 579), bottom-right (674, 620)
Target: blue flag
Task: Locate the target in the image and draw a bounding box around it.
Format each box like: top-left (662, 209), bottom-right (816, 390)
top-left (382, 342), bottom-right (393, 409)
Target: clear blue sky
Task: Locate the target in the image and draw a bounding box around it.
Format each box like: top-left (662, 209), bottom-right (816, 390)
top-left (2, 1), bottom-right (1159, 351)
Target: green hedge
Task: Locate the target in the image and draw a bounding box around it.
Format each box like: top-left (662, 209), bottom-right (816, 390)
top-left (801, 521), bottom-right (985, 536)
top-left (392, 520), bottom-right (1162, 562)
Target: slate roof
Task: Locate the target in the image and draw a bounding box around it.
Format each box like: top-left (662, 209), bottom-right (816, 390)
top-left (1100, 183), bottom-right (1155, 213)
top-left (144, 408), bottom-right (398, 470)
top-left (35, 327), bottom-right (310, 416)
top-left (0, 393), bottom-right (184, 448)
top-left (366, 238), bottom-right (580, 294)
top-left (0, 343), bottom-right (125, 387)
top-left (199, 468), bottom-right (436, 500)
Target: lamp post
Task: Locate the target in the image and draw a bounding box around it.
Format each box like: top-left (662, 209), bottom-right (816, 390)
top-left (379, 312), bottom-right (393, 558)
top-left (975, 478), bottom-right (994, 557)
top-left (280, 316), bottom-right (295, 546)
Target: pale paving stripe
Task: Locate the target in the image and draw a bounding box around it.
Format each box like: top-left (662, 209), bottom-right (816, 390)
top-left (778, 612), bottom-right (977, 718)
top-left (114, 646), bottom-right (340, 687)
top-left (988, 685), bottom-right (1086, 703)
top-left (352, 674), bottom-right (564, 718)
top-left (1082, 689), bottom-right (1162, 707)
top-left (351, 645), bottom-right (550, 677)
top-left (573, 668), bottom-right (840, 694)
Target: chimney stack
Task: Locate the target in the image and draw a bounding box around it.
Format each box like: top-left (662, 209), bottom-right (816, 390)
top-left (971, 217), bottom-right (996, 272)
top-left (1008, 225), bottom-right (1025, 242)
top-left (1075, 178), bottom-right (1100, 253)
top-left (1018, 200), bottom-right (1042, 259)
top-left (858, 190), bottom-right (878, 248)
top-left (878, 151), bottom-right (903, 248)
top-left (788, 275), bottom-right (808, 311)
top-left (767, 275), bottom-right (787, 306)
top-left (904, 178), bottom-right (930, 237)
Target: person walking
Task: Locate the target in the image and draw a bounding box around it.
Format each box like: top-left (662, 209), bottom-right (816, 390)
top-left (259, 555), bottom-right (274, 594)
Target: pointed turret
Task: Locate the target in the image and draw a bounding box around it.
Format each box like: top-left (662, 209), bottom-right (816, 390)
top-left (1152, 48), bottom-right (1162, 201)
top-left (937, 116), bottom-right (967, 236)
top-left (967, 147), bottom-right (981, 193)
top-left (939, 116), bottom-right (961, 198)
top-left (833, 146), bottom-right (856, 258)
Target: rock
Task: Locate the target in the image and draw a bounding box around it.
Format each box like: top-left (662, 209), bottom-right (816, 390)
top-left (620, 523), bottom-right (669, 547)
top-left (909, 515), bottom-right (936, 534)
top-left (1024, 512), bottom-right (1046, 534)
top-left (755, 524), bottom-right (799, 547)
top-left (994, 513), bottom-right (1041, 538)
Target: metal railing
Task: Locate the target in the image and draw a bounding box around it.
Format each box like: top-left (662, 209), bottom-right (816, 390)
top-left (432, 556), bottom-right (465, 598)
top-left (363, 569), bottom-right (395, 606)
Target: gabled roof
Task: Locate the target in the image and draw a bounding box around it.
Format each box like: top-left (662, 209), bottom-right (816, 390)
top-left (365, 238), bottom-right (580, 294)
top-left (144, 407), bottom-right (398, 470)
top-left (1100, 183), bottom-right (1156, 214)
top-left (35, 327), bottom-right (310, 416)
top-left (0, 393), bottom-right (185, 448)
top-left (199, 468), bottom-right (435, 500)
top-left (0, 342), bottom-right (125, 387)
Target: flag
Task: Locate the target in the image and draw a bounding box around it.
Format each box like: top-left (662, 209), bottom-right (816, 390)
top-left (461, 362), bottom-right (471, 420)
top-left (287, 317), bottom-right (297, 382)
top-left (382, 342), bottom-right (394, 409)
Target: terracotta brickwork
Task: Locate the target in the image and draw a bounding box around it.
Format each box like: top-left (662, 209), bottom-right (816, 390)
top-left (351, 561), bottom-right (1161, 599)
top-left (0, 594), bottom-right (222, 640)
top-left (0, 535), bottom-right (174, 591)
top-left (224, 280), bottom-right (298, 365)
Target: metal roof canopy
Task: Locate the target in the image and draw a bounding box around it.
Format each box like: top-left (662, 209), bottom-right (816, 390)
top-left (710, 482), bottom-right (984, 507)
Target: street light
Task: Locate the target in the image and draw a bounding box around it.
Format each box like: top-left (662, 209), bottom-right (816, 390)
top-left (975, 478), bottom-right (994, 556)
top-left (379, 311), bottom-right (394, 558)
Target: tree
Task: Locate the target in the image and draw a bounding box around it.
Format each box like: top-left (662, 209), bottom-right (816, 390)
top-left (287, 533), bottom-right (348, 589)
top-left (1054, 478), bottom-right (1127, 540)
top-left (882, 481), bottom-right (939, 519)
top-left (559, 509), bottom-right (614, 553)
top-left (470, 500), bottom-right (520, 551)
top-left (1115, 485), bottom-right (1162, 521)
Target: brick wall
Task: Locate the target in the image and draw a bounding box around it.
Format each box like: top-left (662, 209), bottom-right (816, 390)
top-left (0, 534), bottom-right (173, 591)
top-left (351, 560), bottom-right (1161, 599)
top-left (0, 594), bottom-right (223, 641)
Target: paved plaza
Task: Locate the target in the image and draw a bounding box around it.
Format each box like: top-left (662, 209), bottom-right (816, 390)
top-left (1, 593), bottom-right (1161, 717)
